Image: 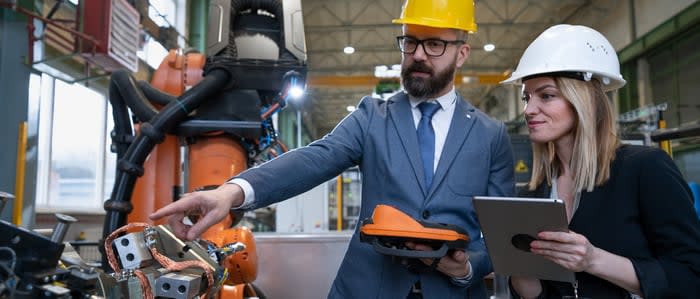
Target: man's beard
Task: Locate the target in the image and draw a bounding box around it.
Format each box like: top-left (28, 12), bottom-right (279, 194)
top-left (401, 61), bottom-right (456, 98)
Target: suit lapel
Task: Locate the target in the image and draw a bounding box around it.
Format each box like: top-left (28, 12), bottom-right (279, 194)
top-left (388, 93), bottom-right (429, 195)
top-left (428, 96), bottom-right (477, 197)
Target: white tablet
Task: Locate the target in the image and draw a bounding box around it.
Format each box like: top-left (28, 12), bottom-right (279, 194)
top-left (473, 196), bottom-right (575, 283)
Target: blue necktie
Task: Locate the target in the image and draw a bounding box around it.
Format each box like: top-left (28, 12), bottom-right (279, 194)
top-left (417, 102), bottom-right (441, 188)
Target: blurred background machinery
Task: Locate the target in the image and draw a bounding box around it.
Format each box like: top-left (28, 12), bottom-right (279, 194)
top-left (1, 0), bottom-right (700, 298)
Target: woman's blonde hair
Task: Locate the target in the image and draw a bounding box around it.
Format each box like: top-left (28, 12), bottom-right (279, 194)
top-left (528, 77), bottom-right (620, 192)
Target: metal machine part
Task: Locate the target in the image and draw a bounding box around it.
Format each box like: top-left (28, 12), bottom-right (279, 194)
top-left (203, 0), bottom-right (307, 93)
top-left (282, 0), bottom-right (307, 62)
top-left (0, 220), bottom-right (64, 276)
top-left (0, 215), bottom-right (102, 298)
top-left (207, 0), bottom-right (306, 62)
top-left (214, 242), bottom-right (246, 260)
top-left (154, 225), bottom-right (224, 270)
top-left (206, 0), bottom-right (231, 56)
top-left (50, 213), bottom-right (77, 244)
top-left (155, 272), bottom-right (202, 299)
top-left (114, 231), bottom-right (154, 269)
top-left (99, 224), bottom-right (250, 298)
top-left (0, 191), bottom-right (13, 214)
top-left (39, 284), bottom-right (71, 298)
top-left (102, 3), bottom-right (301, 299)
top-left (0, 206), bottom-right (249, 299)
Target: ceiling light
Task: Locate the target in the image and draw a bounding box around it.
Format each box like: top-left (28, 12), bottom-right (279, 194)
top-left (374, 65), bottom-right (401, 78)
top-left (289, 86), bottom-right (305, 100)
top-left (346, 106), bottom-right (356, 112)
top-left (483, 43), bottom-right (495, 52)
top-left (462, 76), bottom-right (478, 84)
top-left (343, 46), bottom-right (355, 54)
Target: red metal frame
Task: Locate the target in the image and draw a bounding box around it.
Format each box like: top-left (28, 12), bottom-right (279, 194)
top-left (0, 1), bottom-right (106, 81)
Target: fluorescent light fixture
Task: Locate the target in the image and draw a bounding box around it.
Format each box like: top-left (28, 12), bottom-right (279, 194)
top-left (374, 64), bottom-right (401, 78)
top-left (483, 43), bottom-right (495, 52)
top-left (462, 76), bottom-right (478, 84)
top-left (343, 46), bottom-right (355, 54)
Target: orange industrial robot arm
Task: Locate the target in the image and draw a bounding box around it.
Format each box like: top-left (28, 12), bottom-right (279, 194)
top-left (102, 1), bottom-right (307, 297)
top-left (135, 49), bottom-right (260, 298)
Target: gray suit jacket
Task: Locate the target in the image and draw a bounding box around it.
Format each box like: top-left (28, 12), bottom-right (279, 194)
top-left (237, 91), bottom-right (515, 298)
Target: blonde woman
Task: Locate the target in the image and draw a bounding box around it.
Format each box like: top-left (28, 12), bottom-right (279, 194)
top-left (502, 24), bottom-right (700, 298)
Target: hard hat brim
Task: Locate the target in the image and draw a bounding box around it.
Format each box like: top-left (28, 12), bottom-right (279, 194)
top-left (392, 18), bottom-right (477, 33)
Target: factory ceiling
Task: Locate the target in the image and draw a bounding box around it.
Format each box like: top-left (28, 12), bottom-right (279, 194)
top-left (23, 0), bottom-right (623, 139)
top-left (299, 0), bottom-right (622, 137)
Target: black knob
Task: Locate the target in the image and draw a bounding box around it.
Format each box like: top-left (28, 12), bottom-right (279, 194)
top-left (0, 191), bottom-right (14, 214)
top-left (51, 213), bottom-right (78, 243)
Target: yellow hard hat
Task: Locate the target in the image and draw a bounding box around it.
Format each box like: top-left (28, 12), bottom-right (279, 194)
top-left (392, 0), bottom-right (477, 33)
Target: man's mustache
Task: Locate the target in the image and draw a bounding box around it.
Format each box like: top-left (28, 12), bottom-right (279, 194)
top-left (406, 62), bottom-right (433, 75)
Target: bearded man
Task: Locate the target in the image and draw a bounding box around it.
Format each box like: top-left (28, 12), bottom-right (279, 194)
top-left (151, 1), bottom-right (515, 298)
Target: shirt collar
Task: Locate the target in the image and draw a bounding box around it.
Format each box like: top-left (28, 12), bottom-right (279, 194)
top-left (408, 86), bottom-right (457, 111)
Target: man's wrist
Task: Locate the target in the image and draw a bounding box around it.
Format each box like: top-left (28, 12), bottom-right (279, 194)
top-left (226, 178), bottom-right (254, 209)
top-left (219, 182), bottom-right (244, 208)
top-left (450, 261), bottom-right (473, 286)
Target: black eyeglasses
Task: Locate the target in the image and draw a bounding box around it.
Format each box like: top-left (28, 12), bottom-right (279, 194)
top-left (396, 36), bottom-right (466, 57)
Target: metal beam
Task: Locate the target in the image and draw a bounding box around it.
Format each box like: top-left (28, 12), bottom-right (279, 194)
top-left (307, 46), bottom-right (523, 54)
top-left (308, 64), bottom-right (512, 74)
top-left (619, 0), bottom-right (700, 63)
top-left (304, 22), bottom-right (553, 33)
top-left (307, 72), bottom-right (509, 87)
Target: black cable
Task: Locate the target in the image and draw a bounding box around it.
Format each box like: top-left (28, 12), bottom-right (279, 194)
top-left (0, 247), bottom-right (16, 272)
top-left (0, 261), bottom-right (18, 298)
top-left (110, 70), bottom-right (159, 122)
top-left (102, 68), bottom-right (232, 266)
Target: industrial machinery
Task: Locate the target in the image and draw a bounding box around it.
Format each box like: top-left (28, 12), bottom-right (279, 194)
top-left (0, 200), bottom-right (246, 299)
top-left (98, 0), bottom-right (307, 298)
top-left (0, 0), bottom-right (305, 297)
top-left (360, 205), bottom-right (470, 273)
top-left (0, 191), bottom-right (100, 298)
top-left (99, 222), bottom-right (249, 299)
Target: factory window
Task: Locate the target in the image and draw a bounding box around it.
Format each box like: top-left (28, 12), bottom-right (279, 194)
top-left (149, 0), bottom-right (177, 27)
top-left (647, 25), bottom-right (700, 128)
top-left (138, 35), bottom-right (169, 69)
top-left (103, 105), bottom-right (117, 201)
top-left (138, 0), bottom-right (187, 69)
top-left (644, 25), bottom-right (700, 184)
top-left (35, 77), bottom-right (110, 212)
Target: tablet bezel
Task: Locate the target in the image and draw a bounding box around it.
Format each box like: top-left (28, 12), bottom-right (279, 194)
top-left (473, 196), bottom-right (576, 283)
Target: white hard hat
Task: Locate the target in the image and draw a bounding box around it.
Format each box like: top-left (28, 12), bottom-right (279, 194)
top-left (501, 24), bottom-right (626, 91)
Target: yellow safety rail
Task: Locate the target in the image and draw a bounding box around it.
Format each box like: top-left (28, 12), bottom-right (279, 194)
top-left (13, 122), bottom-right (27, 225)
top-left (336, 174), bottom-right (343, 231)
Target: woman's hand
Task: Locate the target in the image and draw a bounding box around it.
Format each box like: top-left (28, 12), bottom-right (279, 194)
top-left (530, 230), bottom-right (600, 272)
top-left (530, 230), bottom-right (642, 294)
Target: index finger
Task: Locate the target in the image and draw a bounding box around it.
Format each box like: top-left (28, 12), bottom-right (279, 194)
top-left (149, 195), bottom-right (199, 220)
top-left (185, 211), bottom-right (226, 240)
top-left (537, 231), bottom-right (574, 243)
